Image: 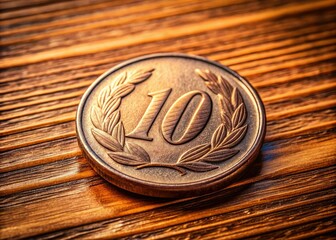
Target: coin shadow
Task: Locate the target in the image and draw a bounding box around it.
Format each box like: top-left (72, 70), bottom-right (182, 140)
top-left (89, 152), bottom-right (263, 210)
top-left (177, 152), bottom-right (264, 211)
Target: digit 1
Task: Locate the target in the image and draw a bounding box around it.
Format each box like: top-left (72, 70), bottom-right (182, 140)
top-left (127, 88), bottom-right (172, 141)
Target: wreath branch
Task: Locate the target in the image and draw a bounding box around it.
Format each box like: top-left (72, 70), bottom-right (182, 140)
top-left (174, 69), bottom-right (248, 172)
top-left (136, 163), bottom-right (187, 175)
top-left (91, 69), bottom-right (155, 167)
top-left (91, 68), bottom-right (248, 175)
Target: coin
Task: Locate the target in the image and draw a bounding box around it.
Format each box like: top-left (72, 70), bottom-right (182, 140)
top-left (76, 53), bottom-right (266, 198)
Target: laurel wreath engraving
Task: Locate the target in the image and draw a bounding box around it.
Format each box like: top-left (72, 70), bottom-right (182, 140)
top-left (91, 68), bottom-right (248, 175)
top-left (90, 69), bottom-right (154, 168)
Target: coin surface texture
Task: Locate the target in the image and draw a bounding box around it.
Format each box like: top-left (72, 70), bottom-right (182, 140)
top-left (76, 53), bottom-right (266, 198)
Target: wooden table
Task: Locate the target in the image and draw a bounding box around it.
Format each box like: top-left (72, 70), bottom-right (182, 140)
top-left (1, 0), bottom-right (335, 239)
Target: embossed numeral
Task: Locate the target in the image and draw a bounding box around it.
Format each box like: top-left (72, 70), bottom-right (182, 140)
top-left (128, 89), bottom-right (212, 144)
top-left (127, 88), bottom-right (172, 141)
top-left (162, 91), bottom-right (212, 144)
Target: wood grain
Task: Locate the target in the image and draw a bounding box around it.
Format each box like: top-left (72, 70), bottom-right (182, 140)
top-left (0, 0), bottom-right (335, 239)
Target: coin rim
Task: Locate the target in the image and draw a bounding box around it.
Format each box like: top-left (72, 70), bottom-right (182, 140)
top-left (76, 53), bottom-right (266, 197)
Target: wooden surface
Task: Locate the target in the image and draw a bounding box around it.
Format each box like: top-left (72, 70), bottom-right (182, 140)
top-left (0, 0), bottom-right (335, 239)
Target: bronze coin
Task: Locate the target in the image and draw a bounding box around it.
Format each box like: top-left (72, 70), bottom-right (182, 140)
top-left (76, 53), bottom-right (266, 198)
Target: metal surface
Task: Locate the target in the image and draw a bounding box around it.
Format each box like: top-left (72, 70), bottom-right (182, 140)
top-left (76, 53), bottom-right (266, 198)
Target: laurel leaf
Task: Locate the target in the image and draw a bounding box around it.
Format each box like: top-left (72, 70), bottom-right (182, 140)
top-left (112, 72), bottom-right (127, 88)
top-left (203, 149), bottom-right (239, 162)
top-left (222, 125), bottom-right (248, 148)
top-left (112, 122), bottom-right (125, 147)
top-left (179, 162), bottom-right (218, 172)
top-left (178, 143), bottom-right (211, 163)
top-left (220, 111), bottom-right (232, 132)
top-left (219, 95), bottom-right (233, 116)
top-left (90, 106), bottom-right (102, 130)
top-left (195, 69), bottom-right (210, 81)
top-left (128, 68), bottom-right (154, 84)
top-left (196, 69), bottom-right (224, 94)
top-left (91, 128), bottom-right (123, 152)
top-left (102, 99), bottom-right (120, 132)
top-left (211, 124), bottom-right (226, 148)
top-left (104, 98), bottom-right (121, 120)
top-left (232, 103), bottom-right (247, 128)
top-left (103, 119), bottom-right (109, 133)
top-left (231, 88), bottom-right (243, 109)
top-left (204, 70), bottom-right (218, 82)
top-left (102, 95), bottom-right (117, 112)
top-left (98, 86), bottom-right (111, 108)
top-left (218, 75), bottom-right (233, 97)
top-left (112, 84), bottom-right (135, 98)
top-left (108, 152), bottom-right (146, 166)
top-left (204, 81), bottom-right (220, 94)
top-left (126, 142), bottom-right (150, 162)
top-left (107, 110), bottom-right (120, 135)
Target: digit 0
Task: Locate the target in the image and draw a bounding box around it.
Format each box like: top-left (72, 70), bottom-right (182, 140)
top-left (161, 90), bottom-right (212, 144)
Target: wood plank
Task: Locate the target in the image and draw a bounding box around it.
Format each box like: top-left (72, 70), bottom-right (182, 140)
top-left (36, 196), bottom-right (336, 239)
top-left (0, 0), bottom-right (111, 20)
top-left (2, 7), bottom-right (334, 83)
top-left (248, 217), bottom-right (335, 239)
top-left (1, 24), bottom-right (335, 100)
top-left (0, 0), bottom-right (136, 24)
top-left (1, 165), bottom-right (334, 239)
top-left (0, 0), bottom-right (243, 45)
top-left (0, 0), bottom-right (333, 68)
top-left (134, 195), bottom-right (335, 239)
top-left (1, 0), bottom-right (335, 238)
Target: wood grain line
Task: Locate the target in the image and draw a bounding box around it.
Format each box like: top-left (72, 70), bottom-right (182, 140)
top-left (227, 43), bottom-right (336, 72)
top-left (32, 189), bottom-right (336, 239)
top-left (0, 149), bottom-right (81, 173)
top-left (236, 52), bottom-right (336, 77)
top-left (0, 90), bottom-right (85, 111)
top-left (0, 0), bottom-right (112, 20)
top-left (290, 220), bottom-right (336, 240)
top-left (0, 101), bottom-right (79, 121)
top-left (0, 0), bottom-right (137, 24)
top-left (0, 70), bottom-right (102, 90)
top-left (0, 0), bottom-right (58, 11)
top-left (1, 45), bottom-right (334, 115)
top-left (0, 169), bottom-right (95, 196)
top-left (2, 166), bottom-right (332, 239)
top-left (0, 0), bottom-right (241, 45)
top-left (265, 120), bottom-right (336, 142)
top-left (253, 67), bottom-right (335, 88)
top-left (245, 217), bottom-right (335, 240)
top-left (1, 28), bottom-right (334, 101)
top-left (266, 99), bottom-right (336, 121)
top-left (0, 112), bottom-right (75, 136)
top-left (0, 0), bottom-right (333, 69)
top-left (2, 16), bottom-right (334, 84)
top-left (0, 0), bottom-right (193, 31)
top-left (262, 81), bottom-right (336, 104)
top-left (4, 3), bottom-right (334, 59)
top-left (149, 199), bottom-right (336, 240)
top-left (0, 131), bottom-right (76, 152)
